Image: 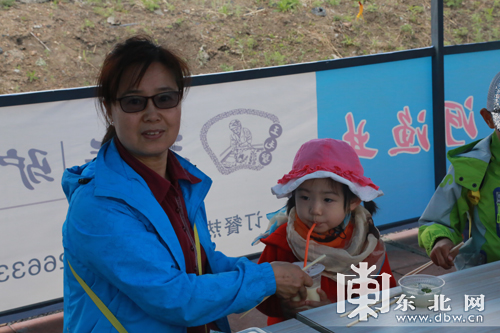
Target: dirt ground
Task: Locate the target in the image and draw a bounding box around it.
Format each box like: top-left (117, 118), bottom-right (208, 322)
top-left (1, 0), bottom-right (499, 95)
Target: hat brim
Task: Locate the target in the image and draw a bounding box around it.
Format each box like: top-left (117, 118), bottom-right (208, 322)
top-left (271, 170), bottom-right (384, 202)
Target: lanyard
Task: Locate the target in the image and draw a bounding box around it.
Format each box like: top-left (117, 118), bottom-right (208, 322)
top-left (68, 260), bottom-right (128, 333)
top-left (194, 223), bottom-right (203, 276)
top-left (69, 223), bottom-right (203, 332)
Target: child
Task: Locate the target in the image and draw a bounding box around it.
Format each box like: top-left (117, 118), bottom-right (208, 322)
top-left (419, 71), bottom-right (500, 271)
top-left (255, 138), bottom-right (397, 324)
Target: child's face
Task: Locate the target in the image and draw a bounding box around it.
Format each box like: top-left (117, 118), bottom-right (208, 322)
top-left (295, 178), bottom-right (359, 234)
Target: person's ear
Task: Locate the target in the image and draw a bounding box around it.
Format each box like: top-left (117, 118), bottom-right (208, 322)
top-left (349, 197), bottom-right (362, 212)
top-left (480, 108), bottom-right (495, 129)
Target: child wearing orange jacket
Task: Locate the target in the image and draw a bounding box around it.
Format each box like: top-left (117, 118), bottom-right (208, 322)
top-left (254, 138), bottom-right (397, 324)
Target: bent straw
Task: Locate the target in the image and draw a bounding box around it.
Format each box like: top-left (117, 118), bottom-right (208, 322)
top-left (303, 254), bottom-right (326, 272)
top-left (239, 254), bottom-right (327, 319)
top-left (402, 241), bottom-right (464, 278)
top-left (304, 223), bottom-right (317, 268)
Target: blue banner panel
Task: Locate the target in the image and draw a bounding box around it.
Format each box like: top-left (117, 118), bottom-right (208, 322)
top-left (444, 49), bottom-right (500, 158)
top-left (316, 58), bottom-right (435, 226)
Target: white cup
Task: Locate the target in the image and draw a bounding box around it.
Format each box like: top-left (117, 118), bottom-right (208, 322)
top-left (291, 262), bottom-right (325, 302)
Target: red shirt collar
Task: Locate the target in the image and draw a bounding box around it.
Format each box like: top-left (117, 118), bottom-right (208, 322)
top-left (114, 138), bottom-right (201, 202)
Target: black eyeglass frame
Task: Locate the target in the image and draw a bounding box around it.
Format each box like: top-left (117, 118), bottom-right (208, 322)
top-left (116, 91), bottom-right (182, 113)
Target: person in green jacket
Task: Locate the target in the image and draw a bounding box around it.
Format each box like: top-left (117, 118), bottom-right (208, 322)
top-left (419, 71), bottom-right (500, 271)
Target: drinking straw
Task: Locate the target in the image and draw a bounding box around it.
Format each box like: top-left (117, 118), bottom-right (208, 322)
top-left (304, 223), bottom-right (317, 268)
top-left (303, 254), bottom-right (326, 271)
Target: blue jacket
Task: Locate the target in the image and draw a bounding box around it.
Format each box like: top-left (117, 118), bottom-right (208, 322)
top-left (62, 139), bottom-right (276, 332)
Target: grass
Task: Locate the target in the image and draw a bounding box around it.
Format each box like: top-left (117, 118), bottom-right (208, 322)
top-left (141, 0), bottom-right (160, 11)
top-left (81, 19), bottom-right (95, 31)
top-left (400, 24), bottom-right (414, 36)
top-left (264, 51), bottom-right (287, 66)
top-left (26, 70), bottom-right (39, 82)
top-left (444, 0), bottom-right (463, 8)
top-left (341, 35), bottom-right (358, 47)
top-left (93, 6), bottom-right (114, 17)
top-left (1, 0), bottom-right (15, 8)
top-left (408, 5), bottom-right (424, 14)
top-left (271, 0), bottom-right (300, 12)
top-left (220, 64), bottom-right (234, 71)
top-left (4, 0), bottom-right (500, 93)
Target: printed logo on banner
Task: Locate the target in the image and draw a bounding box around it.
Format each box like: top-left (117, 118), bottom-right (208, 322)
top-left (200, 108), bottom-right (282, 175)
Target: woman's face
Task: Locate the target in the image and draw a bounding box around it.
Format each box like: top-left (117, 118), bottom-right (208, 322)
top-left (110, 62), bottom-right (181, 168)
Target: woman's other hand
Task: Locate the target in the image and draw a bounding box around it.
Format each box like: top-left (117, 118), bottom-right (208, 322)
top-left (279, 298), bottom-right (308, 319)
top-left (270, 261), bottom-right (313, 300)
top-left (430, 238), bottom-right (455, 269)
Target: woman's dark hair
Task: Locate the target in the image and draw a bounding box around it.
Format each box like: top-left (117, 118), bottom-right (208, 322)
top-left (96, 35), bottom-right (191, 145)
top-left (287, 180), bottom-right (378, 216)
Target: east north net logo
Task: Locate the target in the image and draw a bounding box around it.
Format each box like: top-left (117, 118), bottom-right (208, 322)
top-left (335, 263), bottom-right (486, 326)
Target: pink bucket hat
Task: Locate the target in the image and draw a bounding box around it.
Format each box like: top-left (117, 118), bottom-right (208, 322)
top-left (271, 138), bottom-right (383, 201)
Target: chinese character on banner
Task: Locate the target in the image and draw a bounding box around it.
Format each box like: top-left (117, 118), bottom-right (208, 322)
top-left (393, 294), bottom-right (416, 312)
top-left (465, 294), bottom-right (485, 312)
top-left (336, 262), bottom-right (391, 321)
top-left (208, 219), bottom-right (222, 238)
top-left (225, 215), bottom-right (242, 236)
top-left (428, 294), bottom-right (452, 312)
top-left (245, 211), bottom-right (263, 231)
top-left (342, 112), bottom-right (378, 159)
top-left (388, 107), bottom-right (430, 156)
top-left (445, 96), bottom-right (478, 147)
top-left (0, 148), bottom-right (54, 190)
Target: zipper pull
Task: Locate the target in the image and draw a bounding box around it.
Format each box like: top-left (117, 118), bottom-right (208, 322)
top-left (497, 203), bottom-right (500, 224)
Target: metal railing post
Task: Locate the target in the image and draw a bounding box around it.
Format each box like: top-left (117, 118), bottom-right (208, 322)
top-left (431, 0), bottom-right (447, 188)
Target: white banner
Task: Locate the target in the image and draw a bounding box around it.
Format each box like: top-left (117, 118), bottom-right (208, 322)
top-left (0, 72), bottom-right (317, 313)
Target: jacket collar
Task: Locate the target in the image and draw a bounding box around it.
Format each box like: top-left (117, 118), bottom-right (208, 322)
top-left (447, 132), bottom-right (493, 190)
top-left (92, 139), bottom-right (212, 272)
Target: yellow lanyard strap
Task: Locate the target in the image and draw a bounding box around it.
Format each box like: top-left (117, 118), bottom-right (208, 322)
top-left (194, 223), bottom-right (203, 276)
top-left (193, 224), bottom-right (208, 333)
top-left (68, 224), bottom-right (202, 333)
top-left (67, 260), bottom-right (128, 333)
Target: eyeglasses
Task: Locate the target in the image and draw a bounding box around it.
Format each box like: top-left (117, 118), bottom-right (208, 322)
top-left (117, 91), bottom-right (181, 113)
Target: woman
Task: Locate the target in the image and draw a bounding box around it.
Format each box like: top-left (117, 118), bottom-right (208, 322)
top-left (62, 35), bottom-right (311, 333)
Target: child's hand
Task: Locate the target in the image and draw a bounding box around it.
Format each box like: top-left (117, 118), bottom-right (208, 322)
top-left (305, 288), bottom-right (331, 308)
top-left (430, 238), bottom-right (455, 269)
top-left (280, 298), bottom-right (308, 319)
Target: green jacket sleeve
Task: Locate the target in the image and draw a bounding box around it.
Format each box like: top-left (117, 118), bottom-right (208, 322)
top-left (418, 165), bottom-right (468, 256)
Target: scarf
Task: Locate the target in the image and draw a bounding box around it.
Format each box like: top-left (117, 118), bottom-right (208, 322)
top-left (286, 205), bottom-right (385, 281)
top-left (293, 213), bottom-right (354, 247)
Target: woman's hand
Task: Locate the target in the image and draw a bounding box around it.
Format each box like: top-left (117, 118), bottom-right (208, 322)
top-left (430, 238), bottom-right (455, 269)
top-left (305, 288), bottom-right (331, 308)
top-left (270, 261), bottom-right (313, 301)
